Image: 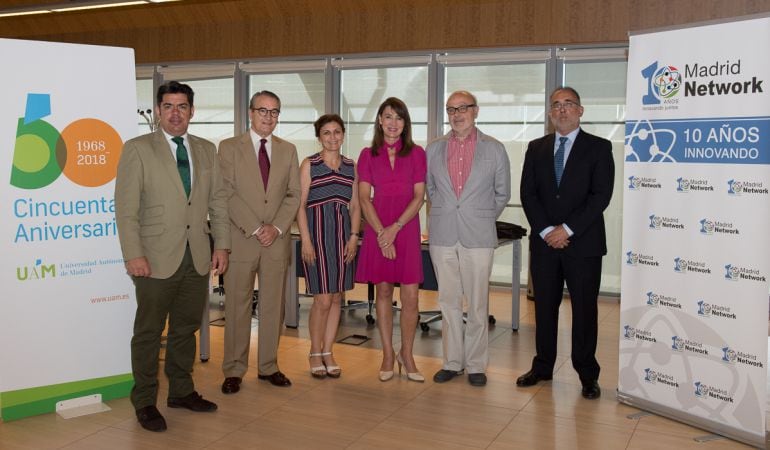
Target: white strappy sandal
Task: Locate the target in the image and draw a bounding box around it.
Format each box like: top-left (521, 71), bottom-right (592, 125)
top-left (321, 352), bottom-right (341, 378)
top-left (309, 352), bottom-right (327, 379)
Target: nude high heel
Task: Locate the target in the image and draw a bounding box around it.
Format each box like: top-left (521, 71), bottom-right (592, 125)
top-left (379, 351), bottom-right (396, 382)
top-left (397, 353), bottom-right (425, 382)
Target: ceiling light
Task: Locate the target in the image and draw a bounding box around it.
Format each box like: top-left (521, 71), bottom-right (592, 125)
top-left (0, 0), bottom-right (181, 18)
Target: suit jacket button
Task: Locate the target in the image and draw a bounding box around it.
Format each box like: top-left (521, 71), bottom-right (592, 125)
top-left (264, 200), bottom-right (268, 204)
top-left (556, 195), bottom-right (560, 199)
top-left (186, 225), bottom-right (190, 229)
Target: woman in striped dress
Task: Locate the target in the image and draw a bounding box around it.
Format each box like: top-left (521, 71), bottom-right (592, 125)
top-left (297, 114), bottom-right (360, 379)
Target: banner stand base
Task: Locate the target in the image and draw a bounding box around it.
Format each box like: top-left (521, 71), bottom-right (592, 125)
top-left (693, 434), bottom-right (728, 443)
top-left (56, 394), bottom-right (111, 419)
top-left (626, 411), bottom-right (653, 420)
top-left (618, 393), bottom-right (766, 448)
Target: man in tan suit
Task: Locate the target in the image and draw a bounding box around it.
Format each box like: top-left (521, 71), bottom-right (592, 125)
top-left (218, 90), bottom-right (300, 392)
top-left (115, 81), bottom-right (230, 432)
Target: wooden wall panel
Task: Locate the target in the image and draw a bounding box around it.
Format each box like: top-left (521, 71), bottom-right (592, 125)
top-left (0, 0), bottom-right (768, 64)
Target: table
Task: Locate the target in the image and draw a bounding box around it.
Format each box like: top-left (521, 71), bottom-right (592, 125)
top-left (284, 237), bottom-right (522, 331)
top-left (200, 236), bottom-right (522, 360)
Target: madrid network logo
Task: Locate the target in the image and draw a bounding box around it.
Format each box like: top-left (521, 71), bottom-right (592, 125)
top-left (727, 179), bottom-right (743, 195)
top-left (644, 368), bottom-right (658, 383)
top-left (649, 214), bottom-right (661, 229)
top-left (10, 93), bottom-right (122, 189)
top-left (671, 336), bottom-right (684, 351)
top-left (699, 219), bottom-right (715, 234)
top-left (641, 61), bottom-right (682, 105)
top-left (626, 251), bottom-right (639, 265)
top-left (722, 346), bottom-right (737, 363)
top-left (697, 300), bottom-right (712, 316)
top-left (694, 381), bottom-right (709, 397)
top-left (724, 264), bottom-right (739, 281)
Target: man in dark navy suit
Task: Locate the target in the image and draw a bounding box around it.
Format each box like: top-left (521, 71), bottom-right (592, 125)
top-left (517, 87), bottom-right (614, 399)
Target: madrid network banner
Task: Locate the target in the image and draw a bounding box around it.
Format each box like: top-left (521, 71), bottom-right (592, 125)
top-left (0, 39), bottom-right (137, 420)
top-left (619, 17), bottom-right (770, 447)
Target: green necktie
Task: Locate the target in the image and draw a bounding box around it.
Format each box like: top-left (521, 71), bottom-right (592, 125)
top-left (172, 136), bottom-right (191, 197)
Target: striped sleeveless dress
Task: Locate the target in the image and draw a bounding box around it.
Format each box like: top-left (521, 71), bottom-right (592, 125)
top-left (303, 153), bottom-right (356, 294)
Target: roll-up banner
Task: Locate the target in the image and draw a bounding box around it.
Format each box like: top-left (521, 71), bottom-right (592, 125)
top-left (0, 39), bottom-right (137, 421)
top-left (619, 16), bottom-right (770, 447)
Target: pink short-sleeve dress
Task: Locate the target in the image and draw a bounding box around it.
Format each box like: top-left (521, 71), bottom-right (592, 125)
top-left (355, 140), bottom-right (426, 284)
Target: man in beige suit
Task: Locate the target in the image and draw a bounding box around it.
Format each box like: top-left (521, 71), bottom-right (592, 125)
top-left (115, 81), bottom-right (230, 432)
top-left (218, 90), bottom-right (300, 392)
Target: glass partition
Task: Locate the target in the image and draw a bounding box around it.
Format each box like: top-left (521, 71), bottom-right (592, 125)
top-left (340, 66), bottom-right (429, 158)
top-left (176, 78), bottom-right (234, 147)
top-left (248, 72), bottom-right (326, 161)
top-left (561, 59), bottom-right (628, 292)
top-left (146, 46), bottom-right (629, 293)
top-left (135, 78), bottom-right (155, 136)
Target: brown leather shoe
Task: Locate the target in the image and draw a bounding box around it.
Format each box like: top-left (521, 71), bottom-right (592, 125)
top-left (221, 377), bottom-right (242, 394)
top-left (167, 391), bottom-right (217, 412)
top-left (135, 405), bottom-right (167, 432)
top-left (258, 371), bottom-right (292, 387)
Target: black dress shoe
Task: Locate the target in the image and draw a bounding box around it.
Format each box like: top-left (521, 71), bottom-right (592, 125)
top-left (258, 371), bottom-right (292, 387)
top-left (433, 368), bottom-right (464, 383)
top-left (221, 377), bottom-right (242, 394)
top-left (135, 405), bottom-right (167, 432)
top-left (581, 380), bottom-right (601, 399)
top-left (167, 391), bottom-right (218, 412)
top-left (516, 369), bottom-right (553, 387)
top-left (468, 373), bottom-right (487, 386)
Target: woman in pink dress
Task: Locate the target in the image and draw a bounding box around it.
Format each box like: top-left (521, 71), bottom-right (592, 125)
top-left (356, 97), bottom-right (426, 382)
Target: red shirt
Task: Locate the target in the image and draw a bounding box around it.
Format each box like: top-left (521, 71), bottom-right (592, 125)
top-left (447, 127), bottom-right (477, 198)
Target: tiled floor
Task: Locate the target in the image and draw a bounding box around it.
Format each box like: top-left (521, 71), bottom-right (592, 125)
top-left (0, 284), bottom-right (758, 449)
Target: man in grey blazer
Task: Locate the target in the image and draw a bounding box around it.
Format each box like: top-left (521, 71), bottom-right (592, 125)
top-left (426, 90), bottom-right (511, 386)
top-left (115, 81), bottom-right (230, 432)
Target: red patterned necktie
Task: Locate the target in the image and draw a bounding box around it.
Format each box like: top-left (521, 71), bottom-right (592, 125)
top-left (258, 138), bottom-right (270, 190)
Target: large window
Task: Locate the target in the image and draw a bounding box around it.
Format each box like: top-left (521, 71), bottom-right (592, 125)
top-left (338, 58), bottom-right (430, 158)
top-left (338, 57), bottom-right (431, 237)
top-left (179, 78), bottom-right (234, 147)
top-left (135, 76), bottom-right (154, 136)
top-left (136, 45), bottom-right (629, 293)
top-left (157, 64), bottom-right (235, 147)
top-left (560, 51), bottom-right (628, 292)
top-left (248, 70), bottom-right (326, 161)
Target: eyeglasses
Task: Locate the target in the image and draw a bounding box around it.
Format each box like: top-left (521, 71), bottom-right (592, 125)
top-left (550, 101), bottom-right (580, 111)
top-left (251, 107), bottom-right (281, 118)
top-left (446, 104), bottom-right (476, 115)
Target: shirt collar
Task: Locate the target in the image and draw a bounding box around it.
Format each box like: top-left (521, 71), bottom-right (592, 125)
top-left (161, 129), bottom-right (189, 144)
top-left (556, 127), bottom-right (580, 144)
top-left (450, 127), bottom-right (477, 143)
top-left (250, 128), bottom-right (272, 143)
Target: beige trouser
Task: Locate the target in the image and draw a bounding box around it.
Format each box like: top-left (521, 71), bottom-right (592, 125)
top-left (429, 243), bottom-right (494, 374)
top-left (222, 253), bottom-right (289, 377)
